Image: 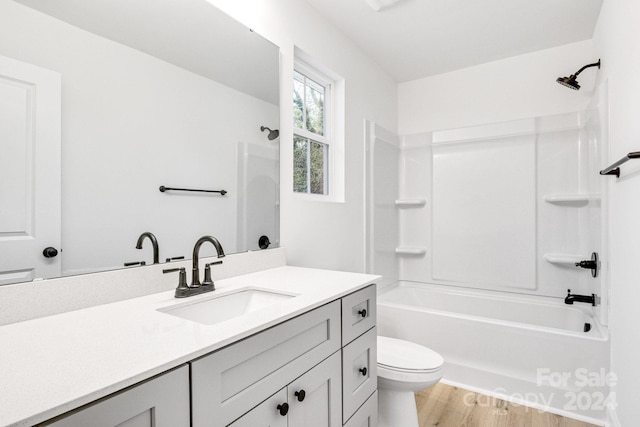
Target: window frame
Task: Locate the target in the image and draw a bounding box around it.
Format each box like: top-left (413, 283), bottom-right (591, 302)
top-left (293, 59), bottom-right (334, 198)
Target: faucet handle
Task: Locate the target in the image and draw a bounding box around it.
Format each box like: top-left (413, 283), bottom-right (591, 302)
top-left (124, 261), bottom-right (146, 267)
top-left (202, 264), bottom-right (214, 288)
top-left (202, 261), bottom-right (222, 289)
top-left (163, 267), bottom-right (189, 295)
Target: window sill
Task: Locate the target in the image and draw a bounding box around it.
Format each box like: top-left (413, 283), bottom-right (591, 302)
top-left (292, 191), bottom-right (345, 204)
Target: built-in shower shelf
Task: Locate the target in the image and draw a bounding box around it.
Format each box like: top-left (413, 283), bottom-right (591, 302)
top-left (543, 253), bottom-right (584, 266)
top-left (543, 194), bottom-right (599, 205)
top-left (395, 247), bottom-right (427, 255)
top-left (395, 199), bottom-right (427, 207)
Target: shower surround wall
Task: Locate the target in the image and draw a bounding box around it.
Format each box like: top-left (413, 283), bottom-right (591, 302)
top-left (368, 106), bottom-right (610, 422)
top-left (395, 112), bottom-right (605, 309)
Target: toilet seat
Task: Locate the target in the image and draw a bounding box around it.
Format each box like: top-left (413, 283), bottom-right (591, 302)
top-left (377, 336), bottom-right (444, 373)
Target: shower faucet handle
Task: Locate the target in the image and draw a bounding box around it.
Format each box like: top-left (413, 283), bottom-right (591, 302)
top-left (575, 252), bottom-right (599, 278)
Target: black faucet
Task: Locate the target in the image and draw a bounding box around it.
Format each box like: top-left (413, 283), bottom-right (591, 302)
top-left (136, 232), bottom-right (159, 264)
top-left (191, 236), bottom-right (225, 287)
top-left (564, 289), bottom-right (597, 306)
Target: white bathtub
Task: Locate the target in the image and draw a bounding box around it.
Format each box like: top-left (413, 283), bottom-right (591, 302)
top-left (377, 281), bottom-right (610, 423)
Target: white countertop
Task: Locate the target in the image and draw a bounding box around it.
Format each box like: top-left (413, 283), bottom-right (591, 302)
top-left (0, 266), bottom-right (378, 426)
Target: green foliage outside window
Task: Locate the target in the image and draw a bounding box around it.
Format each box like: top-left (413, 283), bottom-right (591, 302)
top-left (293, 70), bottom-right (328, 194)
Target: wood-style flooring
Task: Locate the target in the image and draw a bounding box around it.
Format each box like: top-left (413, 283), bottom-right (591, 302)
top-left (415, 383), bottom-right (601, 427)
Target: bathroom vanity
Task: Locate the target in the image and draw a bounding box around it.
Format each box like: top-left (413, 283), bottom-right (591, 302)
top-left (0, 251), bottom-right (378, 427)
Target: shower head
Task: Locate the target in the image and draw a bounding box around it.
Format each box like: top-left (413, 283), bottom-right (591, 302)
top-left (556, 59), bottom-right (601, 91)
top-left (556, 75), bottom-right (581, 90)
top-left (260, 126), bottom-right (279, 141)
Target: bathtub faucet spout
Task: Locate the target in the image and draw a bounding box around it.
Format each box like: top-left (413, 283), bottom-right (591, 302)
top-left (564, 289), bottom-right (597, 306)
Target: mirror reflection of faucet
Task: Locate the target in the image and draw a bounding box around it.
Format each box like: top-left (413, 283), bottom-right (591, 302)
top-left (136, 232), bottom-right (159, 264)
top-left (124, 261), bottom-right (146, 267)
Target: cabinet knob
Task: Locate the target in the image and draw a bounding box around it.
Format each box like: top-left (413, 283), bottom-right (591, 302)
top-left (359, 367), bottom-right (368, 376)
top-left (358, 309), bottom-right (367, 318)
top-left (277, 402), bottom-right (289, 416)
top-left (295, 390), bottom-right (306, 402)
top-left (43, 247), bottom-right (59, 258)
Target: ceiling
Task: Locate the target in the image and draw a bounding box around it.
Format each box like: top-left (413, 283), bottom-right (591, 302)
top-left (303, 0), bottom-right (603, 82)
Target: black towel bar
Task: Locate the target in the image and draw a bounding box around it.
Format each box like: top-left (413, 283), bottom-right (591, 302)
top-left (599, 151), bottom-right (640, 178)
top-left (159, 186), bottom-right (227, 195)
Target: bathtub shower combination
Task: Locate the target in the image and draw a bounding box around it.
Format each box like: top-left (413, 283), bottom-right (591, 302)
top-left (377, 282), bottom-right (608, 420)
top-left (365, 86), bottom-right (611, 423)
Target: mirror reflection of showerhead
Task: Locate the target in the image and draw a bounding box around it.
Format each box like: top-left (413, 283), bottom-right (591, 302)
top-left (556, 59), bottom-right (601, 91)
top-left (260, 126), bottom-right (279, 141)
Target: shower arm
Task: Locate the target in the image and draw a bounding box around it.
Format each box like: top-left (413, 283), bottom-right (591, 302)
top-left (572, 61), bottom-right (601, 77)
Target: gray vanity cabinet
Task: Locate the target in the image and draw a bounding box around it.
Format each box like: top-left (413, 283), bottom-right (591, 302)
top-left (192, 285), bottom-right (377, 427)
top-left (41, 365), bottom-right (190, 427)
top-left (36, 285), bottom-right (377, 427)
top-left (230, 351), bottom-right (341, 427)
top-left (191, 301), bottom-right (342, 427)
top-left (341, 285), bottom-right (378, 425)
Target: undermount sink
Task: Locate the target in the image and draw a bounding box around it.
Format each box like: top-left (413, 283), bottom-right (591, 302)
top-left (158, 288), bottom-right (297, 325)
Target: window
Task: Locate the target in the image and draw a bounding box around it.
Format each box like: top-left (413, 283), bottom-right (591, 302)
top-left (293, 66), bottom-right (331, 195)
top-left (292, 49), bottom-right (345, 202)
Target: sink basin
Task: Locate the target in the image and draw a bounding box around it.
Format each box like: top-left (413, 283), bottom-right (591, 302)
top-left (158, 288), bottom-right (296, 325)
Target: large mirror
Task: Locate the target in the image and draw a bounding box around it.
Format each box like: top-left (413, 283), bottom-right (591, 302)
top-left (0, 0), bottom-right (280, 285)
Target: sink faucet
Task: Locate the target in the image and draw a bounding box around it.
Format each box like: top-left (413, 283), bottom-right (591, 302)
top-left (564, 289), bottom-right (597, 306)
top-left (191, 236), bottom-right (225, 287)
top-left (136, 232), bottom-right (159, 264)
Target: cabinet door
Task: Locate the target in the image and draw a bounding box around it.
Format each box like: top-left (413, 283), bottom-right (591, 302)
top-left (342, 327), bottom-right (377, 422)
top-left (287, 351), bottom-right (342, 427)
top-left (228, 389), bottom-right (288, 427)
top-left (344, 391), bottom-right (377, 427)
top-left (41, 366), bottom-right (189, 427)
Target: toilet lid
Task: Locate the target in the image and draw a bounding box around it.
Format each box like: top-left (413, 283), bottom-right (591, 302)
top-left (377, 336), bottom-right (444, 372)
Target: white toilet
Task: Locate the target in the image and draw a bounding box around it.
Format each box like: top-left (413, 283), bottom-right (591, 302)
top-left (377, 336), bottom-right (444, 427)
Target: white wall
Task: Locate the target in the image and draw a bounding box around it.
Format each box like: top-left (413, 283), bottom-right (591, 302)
top-left (399, 40), bottom-right (596, 134)
top-left (0, 2), bottom-right (278, 275)
top-left (207, 0), bottom-right (398, 273)
top-left (592, 1), bottom-right (640, 425)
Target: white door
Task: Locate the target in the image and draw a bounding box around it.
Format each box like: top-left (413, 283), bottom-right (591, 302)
top-left (0, 55), bottom-right (61, 285)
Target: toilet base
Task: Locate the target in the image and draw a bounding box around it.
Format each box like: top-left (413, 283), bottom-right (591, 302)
top-left (377, 388), bottom-right (420, 427)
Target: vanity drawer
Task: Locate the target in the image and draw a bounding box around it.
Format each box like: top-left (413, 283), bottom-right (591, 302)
top-left (341, 284), bottom-right (376, 345)
top-left (342, 327), bottom-right (377, 423)
top-left (344, 390), bottom-right (378, 427)
top-left (191, 300), bottom-right (341, 427)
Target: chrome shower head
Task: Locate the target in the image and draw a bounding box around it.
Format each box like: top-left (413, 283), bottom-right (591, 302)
top-left (260, 126), bottom-right (279, 141)
top-left (556, 59), bottom-right (600, 91)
